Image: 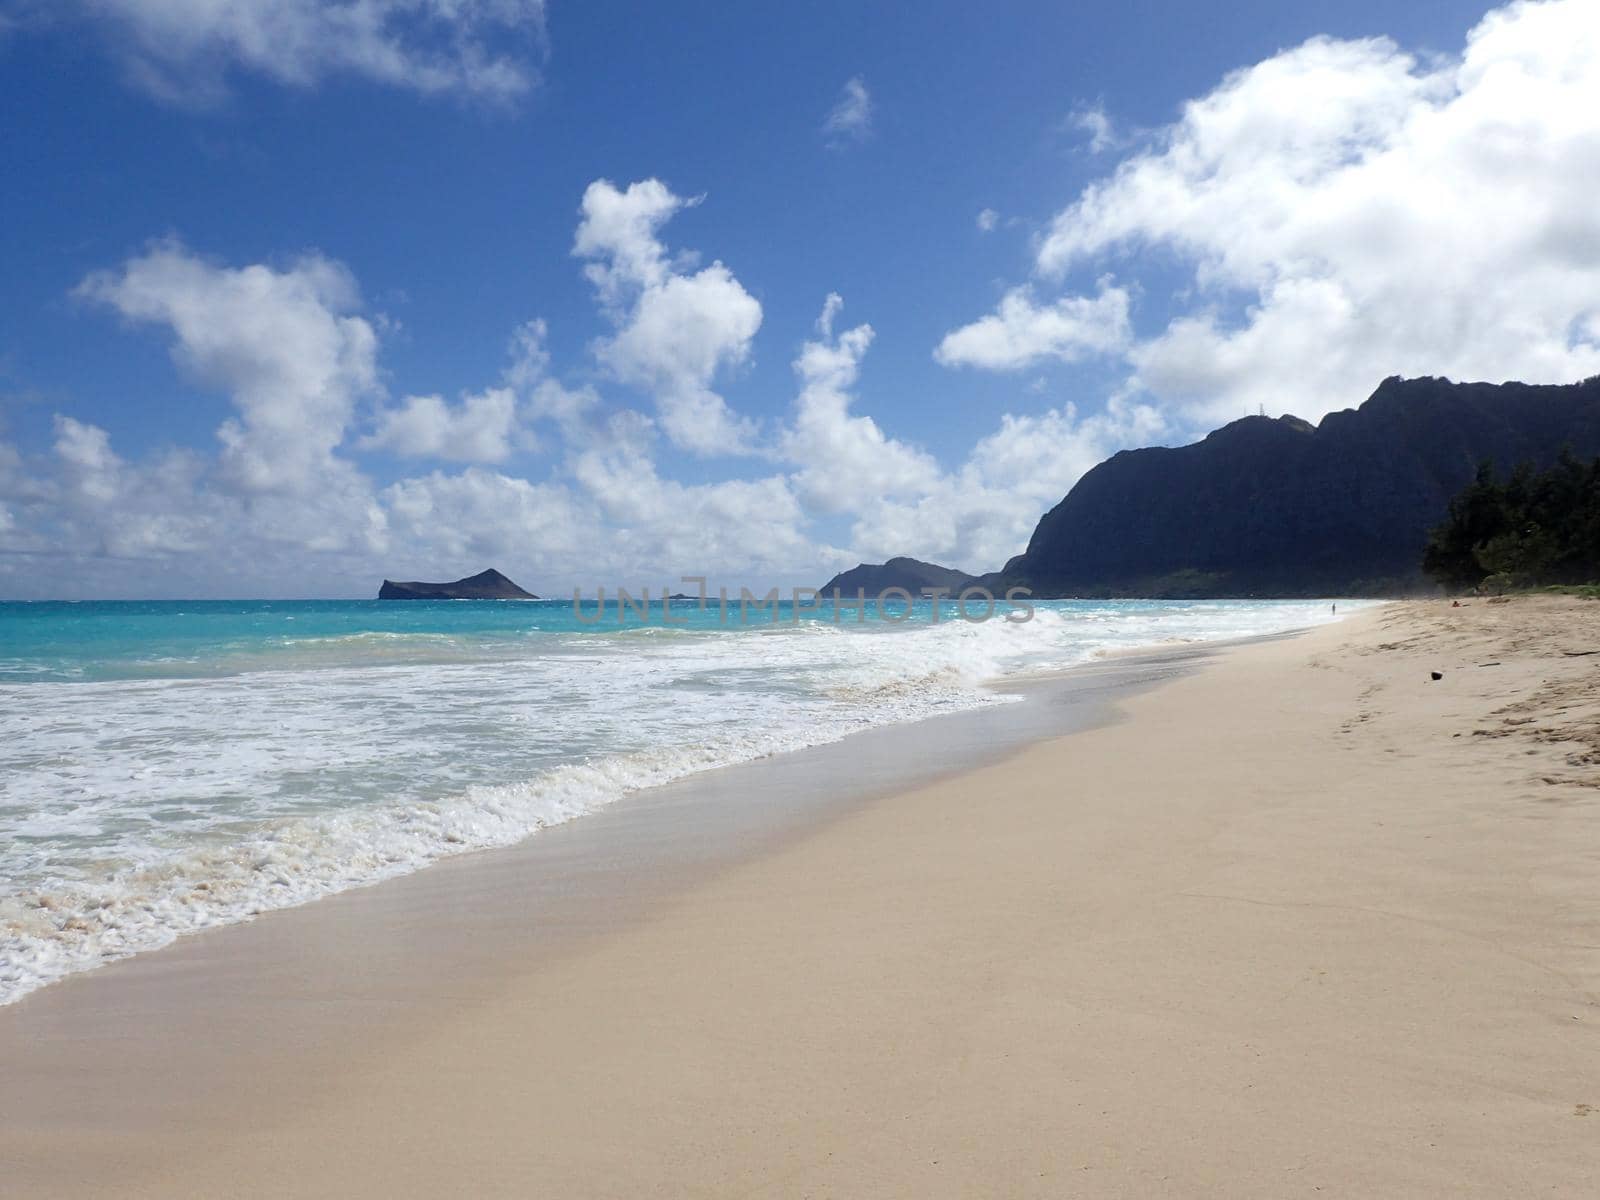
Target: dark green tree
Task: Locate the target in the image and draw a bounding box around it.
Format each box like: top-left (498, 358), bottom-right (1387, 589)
top-left (1423, 454), bottom-right (1600, 590)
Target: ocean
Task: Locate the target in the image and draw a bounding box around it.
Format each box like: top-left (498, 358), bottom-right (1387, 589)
top-left (0, 596), bottom-right (1353, 1004)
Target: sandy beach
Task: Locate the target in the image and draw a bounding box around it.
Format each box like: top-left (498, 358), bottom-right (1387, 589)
top-left (4, 596), bottom-right (1599, 1197)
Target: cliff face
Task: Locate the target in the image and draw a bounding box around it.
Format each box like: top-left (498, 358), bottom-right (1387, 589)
top-left (818, 557), bottom-right (977, 596)
top-left (378, 569), bottom-right (538, 600)
top-left (1006, 377), bottom-right (1600, 597)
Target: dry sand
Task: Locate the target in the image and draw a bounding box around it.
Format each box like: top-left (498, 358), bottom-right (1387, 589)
top-left (3, 597), bottom-right (1599, 1197)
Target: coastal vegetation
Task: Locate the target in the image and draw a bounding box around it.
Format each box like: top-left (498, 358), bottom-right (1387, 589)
top-left (1423, 454), bottom-right (1600, 591)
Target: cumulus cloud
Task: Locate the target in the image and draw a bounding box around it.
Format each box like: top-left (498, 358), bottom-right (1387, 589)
top-left (11, 217), bottom-right (826, 594)
top-left (21, 1), bottom-right (1600, 598)
top-left (572, 179), bottom-right (688, 303)
top-left (567, 448), bottom-right (819, 578)
top-left (41, 0), bottom-right (547, 104)
top-left (773, 294), bottom-right (1163, 572)
top-left (976, 208), bottom-right (999, 233)
top-left (504, 318), bottom-right (552, 391)
top-left (574, 179), bottom-right (762, 456)
top-left (52, 411), bottom-right (385, 568)
top-left (838, 394), bottom-right (1166, 572)
top-left (783, 295), bottom-right (940, 515)
top-left (49, 240), bottom-right (397, 594)
top-left (498, 316), bottom-right (602, 443)
top-left (52, 415), bottom-right (121, 504)
top-left (16, 168), bottom-right (1179, 597)
top-left (364, 388), bottom-right (521, 462)
top-left (50, 415), bottom-right (224, 558)
top-left (77, 240), bottom-right (380, 494)
top-left (383, 467), bottom-right (587, 569)
top-left (13, 138), bottom-right (1241, 599)
top-left (45, 416), bottom-right (207, 562)
top-left (935, 281), bottom-right (1132, 370)
top-left (944, 0), bottom-right (1600, 425)
top-left (823, 76), bottom-right (873, 146)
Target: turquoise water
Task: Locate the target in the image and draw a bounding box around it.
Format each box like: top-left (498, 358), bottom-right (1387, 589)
top-left (0, 596), bottom-right (1358, 1004)
top-left (0, 597), bottom-right (865, 681)
top-left (0, 595), bottom-right (1039, 682)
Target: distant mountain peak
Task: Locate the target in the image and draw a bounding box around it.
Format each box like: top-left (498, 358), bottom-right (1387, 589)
top-left (818, 557), bottom-right (977, 596)
top-left (1001, 376), bottom-right (1600, 598)
top-left (1203, 412), bottom-right (1317, 445)
top-left (378, 569), bottom-right (538, 600)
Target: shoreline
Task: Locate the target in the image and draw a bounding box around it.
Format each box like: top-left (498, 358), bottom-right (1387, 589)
top-left (0, 635), bottom-right (1214, 1023)
top-left (0, 634), bottom-right (1223, 1131)
top-left (1, 602), bottom-right (1343, 1009)
top-left (5, 598), bottom-right (1598, 1196)
top-left (0, 623), bottom-right (1291, 1011)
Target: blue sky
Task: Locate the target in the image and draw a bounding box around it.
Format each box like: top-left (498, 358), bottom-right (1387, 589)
top-left (2, 0), bottom-right (1597, 597)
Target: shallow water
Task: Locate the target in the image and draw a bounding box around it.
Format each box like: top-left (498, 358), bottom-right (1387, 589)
top-left (0, 596), bottom-right (1361, 1003)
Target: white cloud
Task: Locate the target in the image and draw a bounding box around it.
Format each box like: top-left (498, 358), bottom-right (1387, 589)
top-left (572, 179), bottom-right (688, 305)
top-left (53, 242), bottom-right (395, 590)
top-left (364, 388), bottom-right (521, 463)
top-left (976, 208), bottom-right (999, 233)
top-left (526, 378), bottom-right (601, 439)
top-left (934, 281), bottom-right (1132, 370)
top-left (945, 0), bottom-right (1600, 425)
top-left (502, 317), bottom-right (602, 442)
top-left (776, 294), bottom-right (1161, 572)
top-left (504, 318), bottom-right (552, 391)
top-left (12, 399), bottom-right (393, 594)
top-left (1069, 103), bottom-right (1120, 153)
top-left (77, 240), bottom-right (380, 494)
top-left (382, 467), bottom-right (587, 570)
top-left (553, 405), bottom-right (821, 579)
top-left (823, 76), bottom-right (873, 146)
top-left (52, 412), bottom-right (385, 567)
top-left (54, 0), bottom-right (546, 104)
top-left (49, 416), bottom-right (219, 558)
top-left (363, 315), bottom-right (564, 463)
top-left (0, 437), bottom-right (55, 555)
top-left (10, 212), bottom-right (831, 595)
top-left (52, 415), bottom-right (120, 504)
top-left (15, 172), bottom-right (1185, 597)
top-left (783, 295), bottom-right (940, 515)
top-left (22, 2), bottom-right (1600, 599)
top-left (574, 179), bottom-right (762, 456)
top-left (822, 399), bottom-right (1167, 574)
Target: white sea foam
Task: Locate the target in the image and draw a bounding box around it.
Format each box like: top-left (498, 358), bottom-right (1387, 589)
top-left (0, 600), bottom-right (1362, 1004)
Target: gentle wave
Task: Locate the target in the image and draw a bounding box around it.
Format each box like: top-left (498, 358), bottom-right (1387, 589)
top-left (0, 707), bottom-right (989, 1003)
top-left (0, 599), bottom-right (1362, 1004)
